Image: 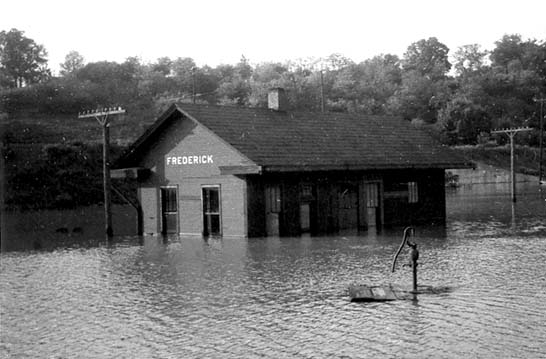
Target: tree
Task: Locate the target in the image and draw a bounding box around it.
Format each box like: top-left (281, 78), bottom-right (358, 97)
top-left (60, 51), bottom-right (85, 76)
top-left (402, 37), bottom-right (451, 81)
top-left (482, 35), bottom-right (546, 129)
top-left (0, 28), bottom-right (50, 88)
top-left (216, 57), bottom-right (254, 106)
top-left (490, 34), bottom-right (525, 72)
top-left (74, 59), bottom-right (141, 106)
top-left (152, 57), bottom-right (173, 76)
top-left (336, 54), bottom-right (402, 114)
top-left (453, 44), bottom-right (488, 76)
top-left (437, 96), bottom-right (491, 144)
top-left (394, 38), bottom-right (452, 122)
top-left (316, 53), bottom-right (354, 72)
top-left (192, 65), bottom-right (220, 103)
top-left (172, 57), bottom-right (196, 90)
top-left (138, 58), bottom-right (176, 98)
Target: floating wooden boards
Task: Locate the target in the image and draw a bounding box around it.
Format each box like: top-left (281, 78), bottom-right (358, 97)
top-left (348, 284), bottom-right (451, 302)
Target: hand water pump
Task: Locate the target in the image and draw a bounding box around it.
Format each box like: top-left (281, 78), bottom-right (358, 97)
top-left (392, 227), bottom-right (419, 293)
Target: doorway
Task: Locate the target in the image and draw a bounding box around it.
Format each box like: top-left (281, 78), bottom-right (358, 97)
top-left (363, 181), bottom-right (382, 228)
top-left (338, 183), bottom-right (358, 230)
top-left (300, 203), bottom-right (311, 233)
top-left (265, 185), bottom-right (281, 236)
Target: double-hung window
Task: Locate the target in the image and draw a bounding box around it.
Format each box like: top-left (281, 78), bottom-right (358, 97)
top-left (202, 186), bottom-right (221, 236)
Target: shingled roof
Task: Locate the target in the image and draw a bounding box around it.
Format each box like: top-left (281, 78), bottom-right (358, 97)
top-left (117, 103), bottom-right (472, 172)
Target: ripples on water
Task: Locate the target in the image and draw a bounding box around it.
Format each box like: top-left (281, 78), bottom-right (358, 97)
top-left (1, 184), bottom-right (546, 358)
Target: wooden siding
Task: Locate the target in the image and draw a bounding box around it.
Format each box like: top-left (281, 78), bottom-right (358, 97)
top-left (135, 113), bottom-right (253, 236)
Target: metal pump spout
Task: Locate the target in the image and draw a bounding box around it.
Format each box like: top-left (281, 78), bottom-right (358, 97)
top-left (392, 226), bottom-right (420, 293)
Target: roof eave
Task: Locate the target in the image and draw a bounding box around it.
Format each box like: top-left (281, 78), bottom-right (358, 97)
top-left (261, 162), bottom-right (475, 173)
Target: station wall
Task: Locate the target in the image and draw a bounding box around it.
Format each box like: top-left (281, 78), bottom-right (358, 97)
top-left (135, 113), bottom-right (253, 236)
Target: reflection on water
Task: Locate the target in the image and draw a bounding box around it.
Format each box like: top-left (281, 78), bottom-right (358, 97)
top-left (1, 184), bottom-right (546, 358)
top-left (447, 182), bottom-right (546, 239)
top-left (1, 205), bottom-right (137, 251)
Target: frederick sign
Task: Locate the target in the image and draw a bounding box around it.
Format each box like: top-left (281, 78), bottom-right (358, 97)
top-left (166, 155), bottom-right (213, 165)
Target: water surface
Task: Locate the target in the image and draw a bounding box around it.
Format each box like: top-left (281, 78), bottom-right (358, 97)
top-left (1, 183), bottom-right (545, 358)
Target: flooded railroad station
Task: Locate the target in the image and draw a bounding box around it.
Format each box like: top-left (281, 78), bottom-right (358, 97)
top-left (2, 91), bottom-right (546, 358)
top-left (1, 182), bottom-right (545, 358)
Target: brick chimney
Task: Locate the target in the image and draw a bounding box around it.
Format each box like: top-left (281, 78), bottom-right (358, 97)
top-left (268, 87), bottom-right (288, 111)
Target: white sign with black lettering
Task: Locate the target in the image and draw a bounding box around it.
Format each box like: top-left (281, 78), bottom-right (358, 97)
top-left (166, 155), bottom-right (213, 165)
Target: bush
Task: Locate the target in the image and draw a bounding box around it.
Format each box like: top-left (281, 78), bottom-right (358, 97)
top-left (437, 98), bottom-right (491, 145)
top-left (4, 142), bottom-right (130, 210)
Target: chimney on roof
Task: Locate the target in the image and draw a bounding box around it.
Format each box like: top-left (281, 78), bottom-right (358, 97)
top-left (268, 87), bottom-right (288, 112)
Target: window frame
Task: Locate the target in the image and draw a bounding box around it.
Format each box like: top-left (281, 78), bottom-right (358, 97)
top-left (266, 185), bottom-right (281, 214)
top-left (160, 186), bottom-right (179, 234)
top-left (202, 185), bottom-right (222, 236)
top-left (408, 181), bottom-right (419, 203)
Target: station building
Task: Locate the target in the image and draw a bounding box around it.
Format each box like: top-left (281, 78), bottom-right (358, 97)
top-left (113, 89), bottom-right (471, 237)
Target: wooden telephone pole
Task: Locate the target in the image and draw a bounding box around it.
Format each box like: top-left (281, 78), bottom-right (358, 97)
top-left (534, 97), bottom-right (545, 184)
top-left (320, 70), bottom-right (325, 113)
top-left (78, 107), bottom-right (126, 238)
top-left (491, 127), bottom-right (531, 202)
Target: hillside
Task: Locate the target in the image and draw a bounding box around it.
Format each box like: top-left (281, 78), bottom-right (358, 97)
top-left (1, 112), bottom-right (153, 146)
top-left (1, 111), bottom-right (147, 210)
top-left (2, 112), bottom-right (544, 210)
top-left (453, 145), bottom-right (542, 177)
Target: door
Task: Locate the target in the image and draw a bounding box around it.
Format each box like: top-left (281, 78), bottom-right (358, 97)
top-left (300, 203), bottom-right (310, 232)
top-left (202, 186), bottom-right (221, 236)
top-left (299, 183), bottom-right (315, 234)
top-left (338, 183), bottom-right (358, 229)
top-left (161, 187), bottom-right (178, 234)
top-left (364, 181), bottom-right (381, 228)
top-left (265, 185), bottom-right (281, 236)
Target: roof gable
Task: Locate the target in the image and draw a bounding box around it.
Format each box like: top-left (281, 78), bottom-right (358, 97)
top-left (115, 105), bottom-right (256, 171)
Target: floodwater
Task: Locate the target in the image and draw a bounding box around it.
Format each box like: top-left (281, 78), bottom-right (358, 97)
top-left (1, 183), bottom-right (545, 358)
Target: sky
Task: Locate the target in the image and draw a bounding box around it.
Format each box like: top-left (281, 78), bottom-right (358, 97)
top-left (2, 0), bottom-right (545, 74)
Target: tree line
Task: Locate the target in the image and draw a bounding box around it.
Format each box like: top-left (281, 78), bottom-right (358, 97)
top-left (1, 28), bottom-right (546, 145)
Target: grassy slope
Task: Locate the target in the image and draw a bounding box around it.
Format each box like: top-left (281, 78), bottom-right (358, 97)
top-left (453, 145), bottom-right (542, 176)
top-left (2, 112), bottom-right (153, 146)
top-left (2, 112), bottom-right (148, 210)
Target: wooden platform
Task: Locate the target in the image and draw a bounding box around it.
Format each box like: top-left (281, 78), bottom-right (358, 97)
top-left (348, 284), bottom-right (451, 302)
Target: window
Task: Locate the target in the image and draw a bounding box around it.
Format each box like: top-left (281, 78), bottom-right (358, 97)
top-left (365, 182), bottom-right (379, 208)
top-left (266, 185), bottom-right (281, 213)
top-left (202, 186), bottom-right (221, 236)
top-left (161, 187), bottom-right (178, 234)
top-left (301, 184), bottom-right (314, 199)
top-left (161, 187), bottom-right (178, 213)
top-left (408, 182), bottom-right (418, 203)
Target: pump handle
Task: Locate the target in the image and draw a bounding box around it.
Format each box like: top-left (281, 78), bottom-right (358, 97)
top-left (392, 227), bottom-right (414, 273)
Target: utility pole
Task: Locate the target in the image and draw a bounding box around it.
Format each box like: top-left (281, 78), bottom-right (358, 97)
top-left (78, 107), bottom-right (126, 238)
top-left (191, 67), bottom-right (196, 104)
top-left (492, 127), bottom-right (532, 202)
top-left (320, 70), bottom-right (325, 113)
top-left (533, 97), bottom-right (545, 184)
